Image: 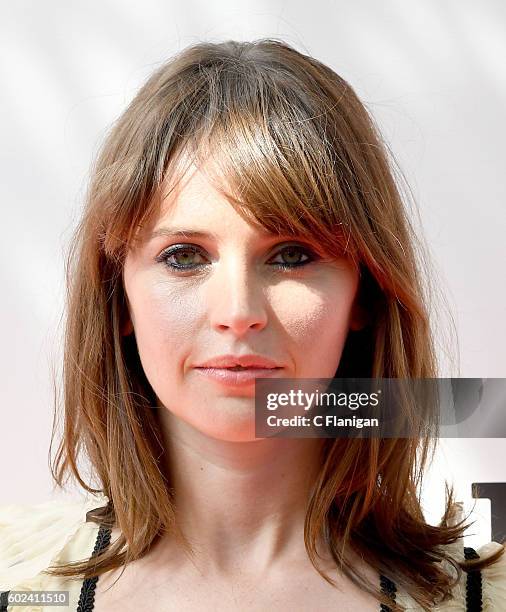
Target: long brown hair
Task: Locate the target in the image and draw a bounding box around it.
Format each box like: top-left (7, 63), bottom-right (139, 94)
top-left (48, 39), bottom-right (504, 610)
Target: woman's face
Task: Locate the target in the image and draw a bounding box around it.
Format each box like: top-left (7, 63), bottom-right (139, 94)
top-left (122, 163), bottom-right (362, 442)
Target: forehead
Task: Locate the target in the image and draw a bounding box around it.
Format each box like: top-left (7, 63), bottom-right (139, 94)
top-left (162, 163), bottom-right (236, 219)
top-left (150, 162), bottom-right (280, 242)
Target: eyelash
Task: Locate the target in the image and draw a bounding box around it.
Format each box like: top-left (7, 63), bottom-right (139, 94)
top-left (155, 244), bottom-right (318, 273)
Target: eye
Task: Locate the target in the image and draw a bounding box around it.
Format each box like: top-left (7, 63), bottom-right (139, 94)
top-left (268, 245), bottom-right (315, 270)
top-left (155, 243), bottom-right (318, 273)
top-left (156, 245), bottom-right (208, 270)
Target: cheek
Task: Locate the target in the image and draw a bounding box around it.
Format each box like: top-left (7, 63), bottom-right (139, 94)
top-left (127, 282), bottom-right (203, 382)
top-left (126, 267), bottom-right (357, 397)
top-left (269, 277), bottom-right (356, 375)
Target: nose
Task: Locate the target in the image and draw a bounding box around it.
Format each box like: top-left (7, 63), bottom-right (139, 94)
top-left (208, 259), bottom-right (268, 336)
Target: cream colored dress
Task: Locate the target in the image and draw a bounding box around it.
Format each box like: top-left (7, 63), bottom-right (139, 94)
top-left (0, 495), bottom-right (505, 611)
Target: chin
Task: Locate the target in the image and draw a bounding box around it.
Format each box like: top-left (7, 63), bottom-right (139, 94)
top-left (181, 412), bottom-right (261, 442)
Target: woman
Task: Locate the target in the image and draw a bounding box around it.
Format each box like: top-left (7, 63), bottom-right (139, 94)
top-left (1, 39), bottom-right (504, 611)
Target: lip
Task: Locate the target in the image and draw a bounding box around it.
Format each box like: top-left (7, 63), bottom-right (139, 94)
top-left (193, 366), bottom-right (284, 386)
top-left (195, 354), bottom-right (282, 369)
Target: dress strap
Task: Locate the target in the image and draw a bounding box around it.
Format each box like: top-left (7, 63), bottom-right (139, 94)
top-left (76, 523), bottom-right (112, 612)
top-left (379, 573), bottom-right (397, 611)
top-left (378, 545), bottom-right (485, 612)
top-left (464, 546), bottom-right (482, 612)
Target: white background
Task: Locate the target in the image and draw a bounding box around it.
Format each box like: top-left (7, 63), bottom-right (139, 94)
top-left (1, 1), bottom-right (505, 547)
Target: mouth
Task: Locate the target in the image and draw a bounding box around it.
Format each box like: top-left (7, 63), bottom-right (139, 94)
top-left (194, 365), bottom-right (283, 386)
top-left (222, 365), bottom-right (275, 371)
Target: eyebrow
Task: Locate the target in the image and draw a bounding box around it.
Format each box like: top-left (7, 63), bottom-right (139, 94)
top-left (149, 227), bottom-right (294, 241)
top-left (150, 228), bottom-right (217, 240)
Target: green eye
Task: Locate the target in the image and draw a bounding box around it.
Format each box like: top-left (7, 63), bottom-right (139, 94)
top-left (156, 243), bottom-right (317, 273)
top-left (270, 246), bottom-right (312, 269)
top-left (170, 247), bottom-right (206, 267)
top-left (158, 245), bottom-right (208, 270)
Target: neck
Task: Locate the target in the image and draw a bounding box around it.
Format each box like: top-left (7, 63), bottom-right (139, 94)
top-left (157, 409), bottom-right (326, 577)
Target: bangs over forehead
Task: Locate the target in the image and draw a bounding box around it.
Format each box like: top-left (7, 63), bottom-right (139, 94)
top-left (160, 71), bottom-right (355, 256)
top-left (104, 42), bottom-right (371, 268)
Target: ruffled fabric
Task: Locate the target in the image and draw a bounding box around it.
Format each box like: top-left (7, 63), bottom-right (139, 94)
top-left (440, 502), bottom-right (506, 612)
top-left (0, 493), bottom-right (108, 611)
top-left (429, 540), bottom-right (506, 611)
top-left (396, 502), bottom-right (506, 611)
top-left (480, 540), bottom-right (506, 610)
